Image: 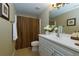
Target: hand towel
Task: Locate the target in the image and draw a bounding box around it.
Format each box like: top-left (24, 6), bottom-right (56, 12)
top-left (13, 15), bottom-right (17, 40)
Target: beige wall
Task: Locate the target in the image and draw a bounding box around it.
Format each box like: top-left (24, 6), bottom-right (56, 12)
top-left (0, 3), bottom-right (15, 55)
top-left (51, 7), bottom-right (79, 34)
top-left (39, 8), bottom-right (49, 34)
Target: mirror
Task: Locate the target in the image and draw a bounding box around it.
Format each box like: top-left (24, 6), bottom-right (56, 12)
top-left (49, 3), bottom-right (79, 34)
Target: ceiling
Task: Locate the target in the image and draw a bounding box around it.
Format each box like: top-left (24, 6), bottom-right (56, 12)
top-left (14, 3), bottom-right (48, 17)
top-left (14, 3), bottom-right (79, 18)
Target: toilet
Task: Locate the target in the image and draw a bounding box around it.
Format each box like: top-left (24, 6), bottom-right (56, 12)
top-left (31, 41), bottom-right (39, 51)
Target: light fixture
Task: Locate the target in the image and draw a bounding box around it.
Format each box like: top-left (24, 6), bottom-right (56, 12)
top-left (52, 3), bottom-right (65, 9)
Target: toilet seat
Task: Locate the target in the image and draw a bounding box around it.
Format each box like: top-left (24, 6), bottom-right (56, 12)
top-left (31, 41), bottom-right (39, 46)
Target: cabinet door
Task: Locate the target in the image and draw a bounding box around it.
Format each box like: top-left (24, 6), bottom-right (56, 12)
top-left (39, 37), bottom-right (54, 56)
top-left (39, 44), bottom-right (54, 56)
top-left (39, 37), bottom-right (49, 56)
top-left (39, 45), bottom-right (48, 56)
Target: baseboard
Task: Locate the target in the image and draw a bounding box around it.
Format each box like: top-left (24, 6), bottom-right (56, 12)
top-left (12, 49), bottom-right (15, 56)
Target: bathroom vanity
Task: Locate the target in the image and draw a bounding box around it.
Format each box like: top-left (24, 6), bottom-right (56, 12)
top-left (39, 33), bottom-right (79, 56)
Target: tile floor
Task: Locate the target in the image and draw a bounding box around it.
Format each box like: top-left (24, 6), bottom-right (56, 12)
top-left (14, 47), bottom-right (39, 56)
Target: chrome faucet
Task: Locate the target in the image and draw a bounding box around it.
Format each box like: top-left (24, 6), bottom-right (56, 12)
top-left (56, 31), bottom-right (60, 37)
top-left (56, 26), bottom-right (60, 37)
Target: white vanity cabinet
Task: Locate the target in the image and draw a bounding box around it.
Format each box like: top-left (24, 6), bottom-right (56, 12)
top-left (39, 36), bottom-right (79, 56)
top-left (39, 37), bottom-right (64, 56)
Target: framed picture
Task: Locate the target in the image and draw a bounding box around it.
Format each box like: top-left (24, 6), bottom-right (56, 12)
top-left (0, 3), bottom-right (9, 20)
top-left (67, 18), bottom-right (76, 26)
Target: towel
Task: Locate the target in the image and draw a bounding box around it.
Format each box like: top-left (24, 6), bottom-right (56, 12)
top-left (13, 15), bottom-right (17, 40)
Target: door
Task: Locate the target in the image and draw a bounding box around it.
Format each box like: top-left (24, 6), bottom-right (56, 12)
top-left (15, 16), bottom-right (39, 50)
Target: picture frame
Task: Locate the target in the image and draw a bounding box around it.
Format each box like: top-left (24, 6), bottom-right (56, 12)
top-left (0, 3), bottom-right (9, 20)
top-left (67, 18), bottom-right (76, 26)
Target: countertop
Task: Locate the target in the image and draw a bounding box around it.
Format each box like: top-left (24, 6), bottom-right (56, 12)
top-left (39, 33), bottom-right (79, 52)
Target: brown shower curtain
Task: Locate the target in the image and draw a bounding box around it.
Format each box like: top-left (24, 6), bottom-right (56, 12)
top-left (15, 16), bottom-right (39, 50)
